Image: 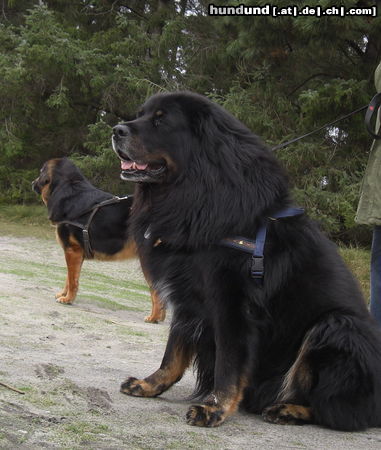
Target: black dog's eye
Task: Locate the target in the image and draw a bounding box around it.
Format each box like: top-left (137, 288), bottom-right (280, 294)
top-left (137, 109), bottom-right (144, 118)
top-left (153, 110), bottom-right (164, 127)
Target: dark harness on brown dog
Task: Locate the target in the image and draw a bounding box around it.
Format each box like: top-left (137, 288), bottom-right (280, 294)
top-left (56, 196), bottom-right (132, 259)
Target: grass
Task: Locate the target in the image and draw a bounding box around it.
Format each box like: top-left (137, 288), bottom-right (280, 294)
top-left (80, 293), bottom-right (147, 312)
top-left (0, 203), bottom-right (53, 239)
top-left (61, 421), bottom-right (111, 446)
top-left (340, 246), bottom-right (370, 301)
top-left (23, 387), bottom-right (59, 408)
top-left (0, 254), bottom-right (150, 312)
top-left (65, 422), bottom-right (109, 434)
top-left (0, 203), bottom-right (47, 224)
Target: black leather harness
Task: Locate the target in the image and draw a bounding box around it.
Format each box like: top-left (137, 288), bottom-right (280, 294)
top-left (56, 196), bottom-right (132, 259)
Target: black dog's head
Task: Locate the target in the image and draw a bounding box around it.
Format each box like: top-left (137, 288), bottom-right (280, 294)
top-left (112, 92), bottom-right (195, 183)
top-left (112, 91), bottom-right (290, 245)
top-left (112, 91), bottom-right (250, 184)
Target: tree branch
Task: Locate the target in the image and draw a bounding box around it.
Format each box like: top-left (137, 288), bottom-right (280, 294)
top-left (288, 73), bottom-right (333, 97)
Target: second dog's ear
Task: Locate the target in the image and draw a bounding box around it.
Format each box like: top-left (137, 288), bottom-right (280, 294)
top-left (32, 178), bottom-right (40, 194)
top-left (31, 173), bottom-right (50, 195)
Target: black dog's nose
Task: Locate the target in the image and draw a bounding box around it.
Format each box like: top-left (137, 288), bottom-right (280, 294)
top-left (113, 124), bottom-right (130, 137)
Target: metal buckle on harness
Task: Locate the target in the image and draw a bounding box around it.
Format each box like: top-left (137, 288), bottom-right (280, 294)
top-left (251, 256), bottom-right (264, 279)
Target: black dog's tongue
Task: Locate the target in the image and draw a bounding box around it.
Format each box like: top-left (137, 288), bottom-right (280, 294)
top-left (121, 161), bottom-right (148, 171)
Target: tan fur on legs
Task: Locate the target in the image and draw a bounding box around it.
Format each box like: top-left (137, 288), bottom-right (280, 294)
top-left (57, 237), bottom-right (84, 304)
top-left (55, 276), bottom-right (68, 299)
top-left (145, 289), bottom-right (166, 323)
top-left (262, 403), bottom-right (313, 425)
top-left (186, 376), bottom-right (248, 427)
top-left (121, 343), bottom-right (192, 397)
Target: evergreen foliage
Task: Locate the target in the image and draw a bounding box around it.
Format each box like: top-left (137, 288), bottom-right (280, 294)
top-left (0, 0), bottom-right (380, 243)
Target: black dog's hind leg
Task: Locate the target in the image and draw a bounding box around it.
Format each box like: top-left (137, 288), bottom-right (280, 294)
top-left (263, 315), bottom-right (381, 431)
top-left (262, 325), bottom-right (314, 426)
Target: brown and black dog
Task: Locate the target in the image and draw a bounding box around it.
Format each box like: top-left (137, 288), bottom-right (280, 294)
top-left (32, 157), bottom-right (165, 323)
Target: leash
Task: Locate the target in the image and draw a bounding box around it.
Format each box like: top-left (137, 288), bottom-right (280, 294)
top-left (57, 196), bottom-right (132, 259)
top-left (272, 93), bottom-right (381, 151)
top-left (221, 207), bottom-right (305, 282)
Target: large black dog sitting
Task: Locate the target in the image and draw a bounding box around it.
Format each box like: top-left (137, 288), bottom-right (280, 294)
top-left (112, 91), bottom-right (381, 430)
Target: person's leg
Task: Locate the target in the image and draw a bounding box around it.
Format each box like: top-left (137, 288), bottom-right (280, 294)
top-left (370, 225), bottom-right (381, 326)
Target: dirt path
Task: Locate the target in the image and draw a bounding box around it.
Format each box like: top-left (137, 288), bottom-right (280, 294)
top-left (1, 229), bottom-right (381, 449)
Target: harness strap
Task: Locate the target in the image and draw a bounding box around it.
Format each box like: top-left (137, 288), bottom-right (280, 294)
top-left (221, 207), bottom-right (304, 282)
top-left (57, 195), bottom-right (132, 259)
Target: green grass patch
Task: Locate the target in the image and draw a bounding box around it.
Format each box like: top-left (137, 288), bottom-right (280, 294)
top-left (0, 254), bottom-right (150, 314)
top-left (340, 246), bottom-right (370, 301)
top-left (0, 267), bottom-right (40, 278)
top-left (0, 256), bottom-right (148, 297)
top-left (16, 386), bottom-right (34, 393)
top-left (81, 293), bottom-right (146, 312)
top-left (62, 421), bottom-right (111, 445)
top-left (0, 203), bottom-right (47, 224)
top-left (0, 258), bottom-right (66, 278)
top-left (23, 388), bottom-right (58, 408)
top-left (65, 422), bottom-right (109, 434)
top-left (0, 219), bottom-right (54, 239)
top-left (0, 203), bottom-right (54, 238)
top-left (83, 271), bottom-right (149, 293)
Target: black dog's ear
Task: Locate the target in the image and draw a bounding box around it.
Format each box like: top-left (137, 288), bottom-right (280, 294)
top-left (190, 100), bottom-right (246, 145)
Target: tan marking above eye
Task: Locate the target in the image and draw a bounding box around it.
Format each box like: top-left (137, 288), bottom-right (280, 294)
top-left (155, 110), bottom-right (164, 117)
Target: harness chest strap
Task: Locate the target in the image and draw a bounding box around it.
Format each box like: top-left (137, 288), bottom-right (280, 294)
top-left (57, 196), bottom-right (132, 259)
top-left (220, 207), bottom-right (305, 281)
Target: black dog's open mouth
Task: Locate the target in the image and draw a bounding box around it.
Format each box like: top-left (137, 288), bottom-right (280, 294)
top-left (112, 134), bottom-right (167, 182)
top-left (117, 153), bottom-right (167, 182)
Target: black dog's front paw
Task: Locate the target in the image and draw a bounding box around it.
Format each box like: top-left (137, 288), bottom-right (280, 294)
top-left (186, 404), bottom-right (225, 427)
top-left (120, 377), bottom-right (163, 397)
top-left (120, 377), bottom-right (146, 397)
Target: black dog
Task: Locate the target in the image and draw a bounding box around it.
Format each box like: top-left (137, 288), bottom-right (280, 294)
top-left (32, 158), bottom-right (165, 323)
top-left (112, 91), bottom-right (381, 430)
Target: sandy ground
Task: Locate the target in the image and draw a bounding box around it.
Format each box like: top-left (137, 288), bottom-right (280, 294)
top-left (1, 229), bottom-right (381, 449)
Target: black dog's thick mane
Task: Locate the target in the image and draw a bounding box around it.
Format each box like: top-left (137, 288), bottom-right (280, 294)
top-left (132, 92), bottom-right (290, 249)
top-left (48, 158), bottom-right (113, 223)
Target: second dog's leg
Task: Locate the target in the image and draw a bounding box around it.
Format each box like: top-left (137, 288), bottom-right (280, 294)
top-left (145, 289), bottom-right (166, 323)
top-left (55, 276), bottom-right (68, 299)
top-left (56, 244), bottom-right (84, 304)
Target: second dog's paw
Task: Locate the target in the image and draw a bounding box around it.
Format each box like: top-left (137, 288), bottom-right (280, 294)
top-left (144, 315), bottom-right (159, 324)
top-left (56, 296), bottom-right (73, 304)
